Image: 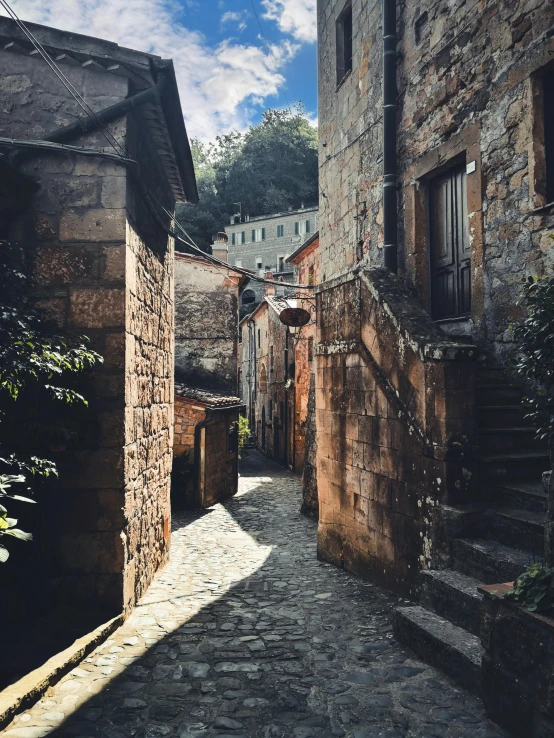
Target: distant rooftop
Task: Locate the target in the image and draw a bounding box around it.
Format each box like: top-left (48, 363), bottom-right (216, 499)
top-left (175, 383), bottom-right (242, 408)
top-left (226, 205), bottom-right (318, 226)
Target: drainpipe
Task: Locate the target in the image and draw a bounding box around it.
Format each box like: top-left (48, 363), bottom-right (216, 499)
top-left (44, 75), bottom-right (167, 145)
top-left (382, 0), bottom-right (397, 274)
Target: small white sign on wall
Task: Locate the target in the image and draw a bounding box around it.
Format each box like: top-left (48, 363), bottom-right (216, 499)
top-left (466, 161), bottom-right (476, 174)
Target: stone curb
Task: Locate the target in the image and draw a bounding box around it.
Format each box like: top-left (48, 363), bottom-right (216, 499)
top-left (0, 614), bottom-right (124, 731)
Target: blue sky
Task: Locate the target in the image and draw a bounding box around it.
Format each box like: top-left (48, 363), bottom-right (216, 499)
top-left (5, 0), bottom-right (317, 141)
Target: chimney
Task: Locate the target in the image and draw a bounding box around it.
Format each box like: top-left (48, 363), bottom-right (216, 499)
top-left (212, 232), bottom-right (229, 263)
top-left (264, 271), bottom-right (275, 297)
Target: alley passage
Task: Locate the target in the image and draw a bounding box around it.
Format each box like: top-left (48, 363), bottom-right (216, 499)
top-left (3, 452), bottom-right (507, 738)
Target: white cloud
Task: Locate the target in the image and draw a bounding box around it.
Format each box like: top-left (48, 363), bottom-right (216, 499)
top-left (221, 10), bottom-right (248, 32)
top-left (1, 0), bottom-right (297, 140)
top-left (262, 0), bottom-right (316, 43)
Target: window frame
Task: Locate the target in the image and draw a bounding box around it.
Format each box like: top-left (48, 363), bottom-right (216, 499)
top-left (336, 2), bottom-right (353, 87)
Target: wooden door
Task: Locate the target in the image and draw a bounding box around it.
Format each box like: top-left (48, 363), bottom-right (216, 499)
top-left (429, 165), bottom-right (471, 320)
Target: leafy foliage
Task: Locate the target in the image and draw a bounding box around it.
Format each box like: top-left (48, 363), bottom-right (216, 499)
top-left (0, 240), bottom-right (102, 561)
top-left (502, 563), bottom-right (554, 613)
top-left (512, 270), bottom-right (554, 447)
top-left (238, 415), bottom-right (250, 460)
top-left (176, 105), bottom-right (318, 252)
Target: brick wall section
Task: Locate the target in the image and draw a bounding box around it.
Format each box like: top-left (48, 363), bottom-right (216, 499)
top-left (0, 36), bottom-right (176, 613)
top-left (316, 269), bottom-right (478, 595)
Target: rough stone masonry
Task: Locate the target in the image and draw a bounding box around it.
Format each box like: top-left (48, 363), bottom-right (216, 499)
top-left (0, 16), bottom-right (197, 613)
top-left (315, 0), bottom-right (554, 592)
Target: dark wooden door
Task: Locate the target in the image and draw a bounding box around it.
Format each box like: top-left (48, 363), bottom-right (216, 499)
top-left (429, 166), bottom-right (471, 320)
top-left (261, 406), bottom-right (266, 450)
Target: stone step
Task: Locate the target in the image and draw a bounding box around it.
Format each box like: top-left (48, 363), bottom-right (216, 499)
top-left (479, 451), bottom-right (551, 482)
top-left (418, 569), bottom-right (483, 636)
top-left (478, 404), bottom-right (534, 429)
top-left (393, 605), bottom-right (483, 695)
top-left (452, 537), bottom-right (531, 584)
top-left (493, 480), bottom-right (547, 513)
top-left (486, 507), bottom-right (545, 555)
top-left (479, 427), bottom-right (545, 454)
top-left (476, 384), bottom-right (523, 406)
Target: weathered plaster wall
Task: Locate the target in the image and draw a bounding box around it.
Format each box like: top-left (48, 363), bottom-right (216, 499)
top-left (0, 38), bottom-right (175, 613)
top-left (174, 254), bottom-right (240, 395)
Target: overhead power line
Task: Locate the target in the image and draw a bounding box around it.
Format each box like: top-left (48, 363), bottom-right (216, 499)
top-left (0, 0), bottom-right (314, 289)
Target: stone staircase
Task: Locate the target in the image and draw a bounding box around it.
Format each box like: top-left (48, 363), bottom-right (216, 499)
top-left (394, 363), bottom-right (551, 696)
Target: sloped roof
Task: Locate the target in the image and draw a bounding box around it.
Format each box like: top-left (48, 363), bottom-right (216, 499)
top-left (0, 16), bottom-right (198, 204)
top-left (175, 383), bottom-right (242, 408)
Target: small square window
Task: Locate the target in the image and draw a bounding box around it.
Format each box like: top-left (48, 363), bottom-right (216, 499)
top-left (336, 3), bottom-right (353, 86)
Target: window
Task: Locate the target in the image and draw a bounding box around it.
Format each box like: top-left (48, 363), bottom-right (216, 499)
top-left (277, 224), bottom-right (284, 237)
top-left (545, 73), bottom-right (554, 202)
top-left (242, 289), bottom-right (256, 305)
top-left (429, 164), bottom-right (471, 320)
top-left (252, 228), bottom-right (265, 242)
top-left (241, 231), bottom-right (246, 244)
top-left (231, 232), bottom-right (236, 246)
top-left (278, 256), bottom-right (285, 272)
top-left (239, 328), bottom-right (243, 344)
top-left (336, 3), bottom-right (353, 85)
top-left (414, 11), bottom-right (429, 45)
top-left (256, 258), bottom-right (263, 270)
top-left (258, 328), bottom-right (261, 348)
top-left (294, 222), bottom-right (299, 235)
top-left (305, 219), bottom-right (311, 233)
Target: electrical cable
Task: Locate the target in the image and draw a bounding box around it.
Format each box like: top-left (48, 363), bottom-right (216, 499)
top-left (1, 0), bottom-right (314, 290)
top-left (0, 0), bottom-right (126, 157)
top-left (0, 136), bottom-right (136, 165)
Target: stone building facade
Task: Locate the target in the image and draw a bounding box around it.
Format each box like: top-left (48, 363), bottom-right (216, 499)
top-left (173, 385), bottom-right (241, 508)
top-left (239, 281), bottom-right (318, 475)
top-left (316, 0), bottom-right (553, 596)
top-left (226, 206), bottom-right (318, 307)
top-left (173, 239), bottom-right (244, 508)
top-left (286, 232), bottom-right (319, 508)
top-left (0, 17), bottom-right (197, 614)
top-left (174, 248), bottom-right (244, 394)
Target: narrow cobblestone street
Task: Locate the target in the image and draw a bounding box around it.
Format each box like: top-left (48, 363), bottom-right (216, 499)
top-left (3, 452), bottom-right (507, 738)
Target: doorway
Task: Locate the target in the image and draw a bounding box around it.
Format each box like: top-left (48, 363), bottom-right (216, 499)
top-left (429, 164), bottom-right (471, 321)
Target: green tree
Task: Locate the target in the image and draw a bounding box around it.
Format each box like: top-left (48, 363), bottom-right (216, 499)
top-left (0, 240), bottom-right (102, 562)
top-left (175, 106), bottom-right (318, 251)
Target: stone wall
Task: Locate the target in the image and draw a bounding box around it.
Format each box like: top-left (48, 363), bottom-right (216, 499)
top-left (481, 586), bottom-right (554, 737)
top-left (318, 0), bottom-right (554, 357)
top-left (174, 397), bottom-right (205, 459)
top-left (174, 253), bottom-right (241, 395)
top-left (316, 269), bottom-right (478, 594)
top-left (0, 30), bottom-right (176, 613)
top-left (202, 408), bottom-right (239, 508)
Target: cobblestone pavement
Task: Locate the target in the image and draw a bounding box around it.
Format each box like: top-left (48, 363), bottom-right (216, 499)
top-left (3, 451), bottom-right (507, 738)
